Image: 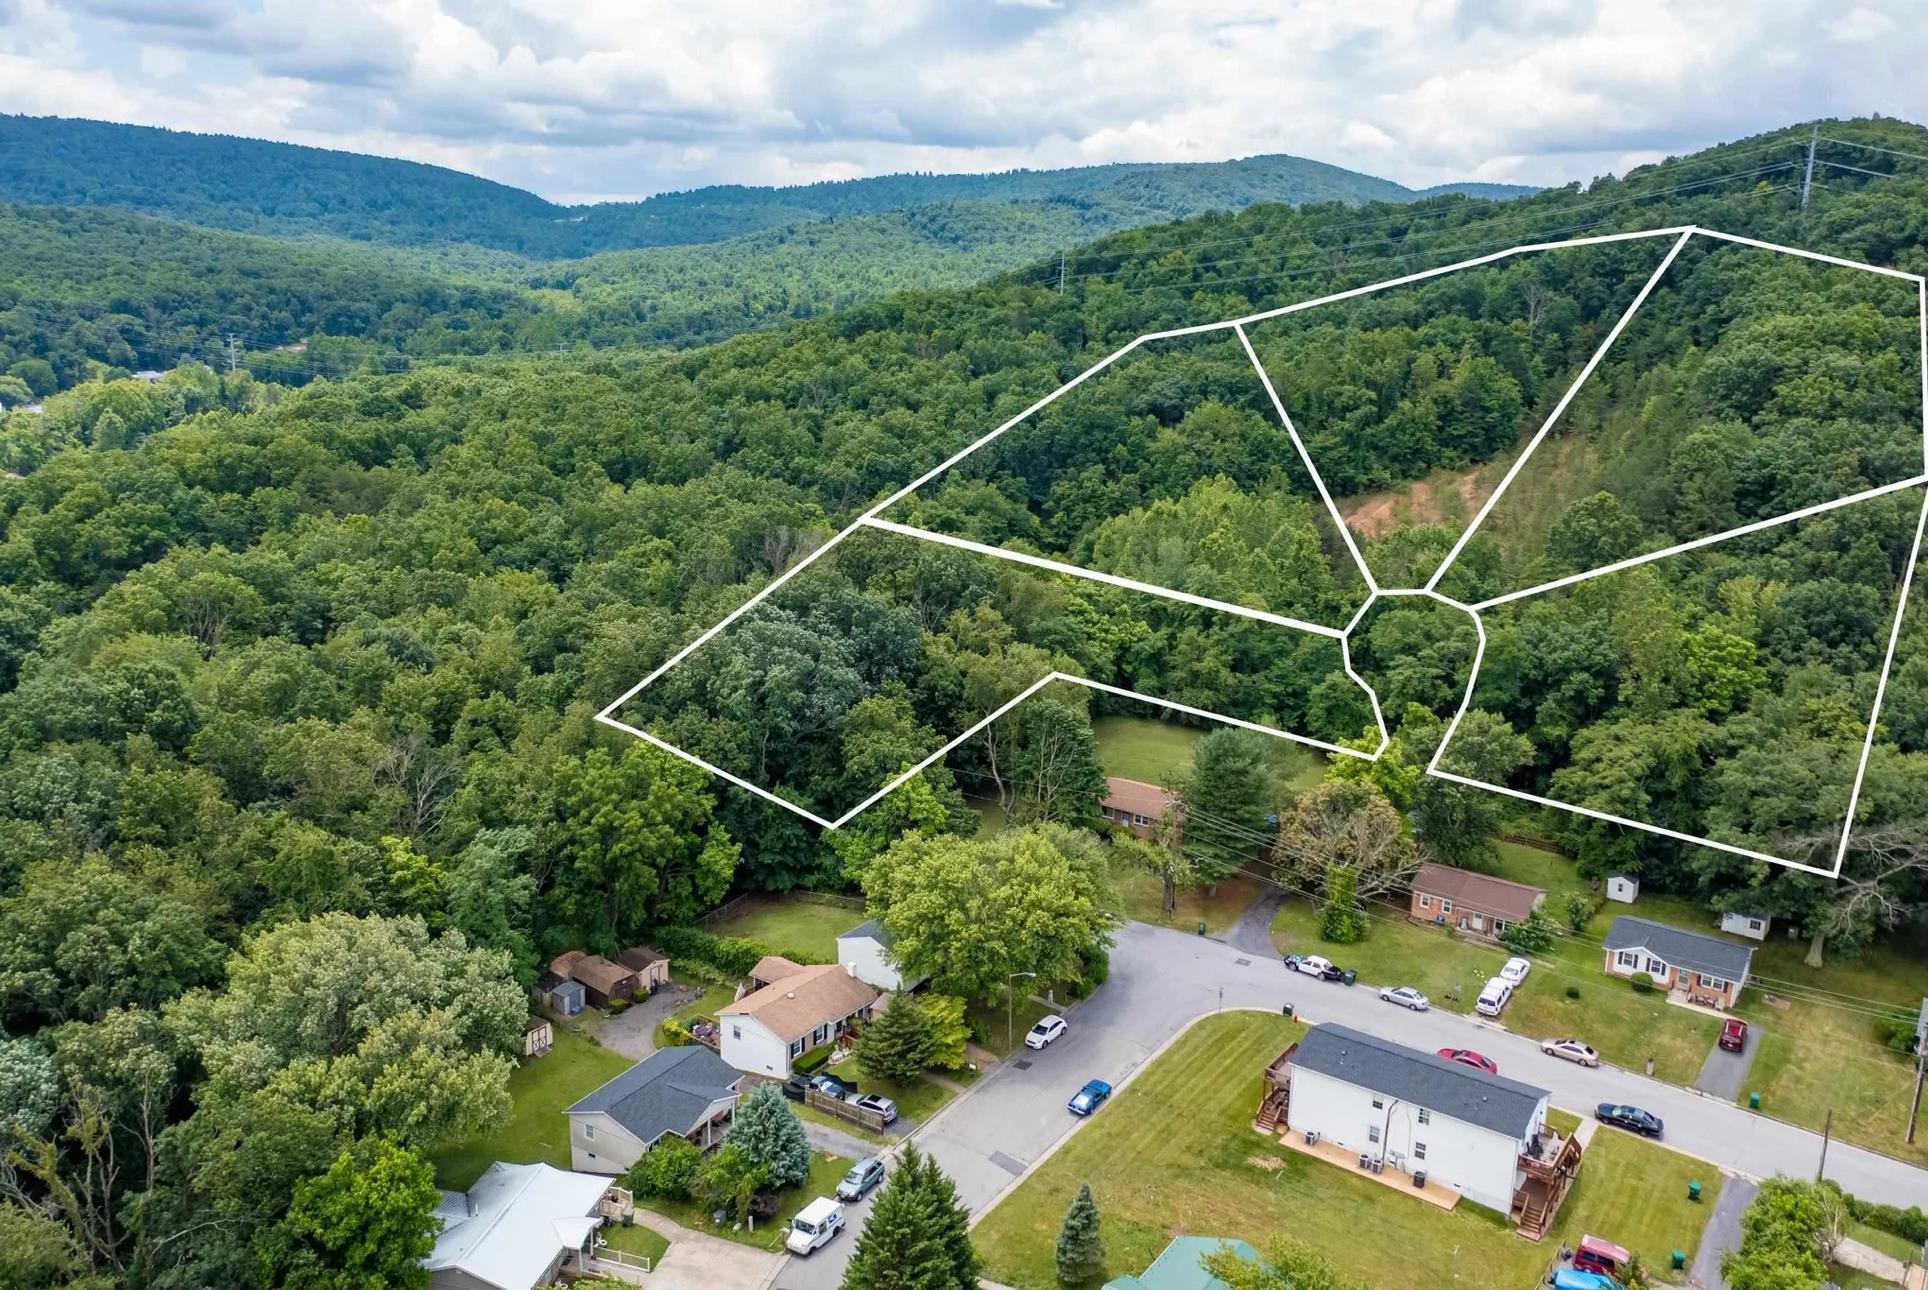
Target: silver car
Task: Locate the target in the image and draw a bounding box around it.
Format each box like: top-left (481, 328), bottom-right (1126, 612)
top-left (852, 1092), bottom-right (898, 1123)
top-left (1378, 985), bottom-right (1430, 1011)
top-left (1540, 1038), bottom-right (1600, 1067)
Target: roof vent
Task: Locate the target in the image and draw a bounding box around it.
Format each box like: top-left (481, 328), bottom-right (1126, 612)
top-left (786, 991), bottom-right (797, 999)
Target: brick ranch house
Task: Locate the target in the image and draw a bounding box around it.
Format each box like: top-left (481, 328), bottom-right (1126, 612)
top-left (1601, 915), bottom-right (1754, 1010)
top-left (1407, 862), bottom-right (1546, 945)
top-left (1100, 777), bottom-right (1181, 840)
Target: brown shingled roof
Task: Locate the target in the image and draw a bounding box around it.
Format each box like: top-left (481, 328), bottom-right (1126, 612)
top-left (1410, 862), bottom-right (1545, 923)
top-left (1102, 777), bottom-right (1180, 821)
top-left (720, 964), bottom-right (879, 1043)
top-left (750, 954), bottom-right (806, 985)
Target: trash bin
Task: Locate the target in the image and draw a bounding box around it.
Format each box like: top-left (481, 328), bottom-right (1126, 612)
top-left (1671, 1250), bottom-right (1685, 1271)
top-left (1688, 1181), bottom-right (1702, 1202)
top-left (1282, 1002), bottom-right (1295, 1019)
top-left (1339, 969), bottom-right (1357, 986)
top-left (1748, 1090), bottom-right (1761, 1110)
top-left (1196, 921), bottom-right (1207, 935)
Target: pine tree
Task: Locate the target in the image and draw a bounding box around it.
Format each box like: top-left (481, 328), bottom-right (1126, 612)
top-left (912, 1144), bottom-right (981, 1288)
top-left (841, 1143), bottom-right (946, 1290)
top-left (1054, 1182), bottom-right (1105, 1285)
top-left (856, 996), bottom-right (936, 1083)
top-left (728, 1082), bottom-right (811, 1188)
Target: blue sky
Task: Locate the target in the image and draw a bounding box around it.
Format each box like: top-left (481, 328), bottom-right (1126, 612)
top-left (1, 0), bottom-right (1921, 203)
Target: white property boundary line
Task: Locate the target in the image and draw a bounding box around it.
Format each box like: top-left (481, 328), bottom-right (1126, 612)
top-left (596, 225), bottom-right (1928, 879)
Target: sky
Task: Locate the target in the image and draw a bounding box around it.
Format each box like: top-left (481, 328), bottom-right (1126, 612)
top-left (0, 0), bottom-right (1921, 204)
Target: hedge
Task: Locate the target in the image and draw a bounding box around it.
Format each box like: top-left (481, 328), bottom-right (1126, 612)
top-left (653, 924), bottom-right (831, 978)
top-left (1847, 1194), bottom-right (1928, 1244)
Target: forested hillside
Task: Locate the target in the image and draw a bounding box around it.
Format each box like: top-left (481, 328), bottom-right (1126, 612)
top-left (2, 117), bottom-right (1927, 1286)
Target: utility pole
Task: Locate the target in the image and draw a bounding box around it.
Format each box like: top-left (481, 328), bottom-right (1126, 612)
top-left (1909, 998), bottom-right (1927, 1145)
top-left (1799, 124), bottom-right (1819, 230)
top-left (1057, 252), bottom-right (1066, 295)
top-left (1817, 1107), bottom-right (1833, 1181)
top-left (223, 333), bottom-right (241, 374)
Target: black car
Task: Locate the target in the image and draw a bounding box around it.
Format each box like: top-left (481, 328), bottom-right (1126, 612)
top-left (1595, 1103), bottom-right (1664, 1137)
top-left (780, 1076), bottom-right (809, 1102)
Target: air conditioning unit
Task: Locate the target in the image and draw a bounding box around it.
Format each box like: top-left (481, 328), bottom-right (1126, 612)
top-left (1413, 1170), bottom-right (1427, 1189)
top-left (1305, 1130), bottom-right (1320, 1146)
top-left (1358, 1152), bottom-right (1371, 1170)
top-left (1370, 1158), bottom-right (1384, 1175)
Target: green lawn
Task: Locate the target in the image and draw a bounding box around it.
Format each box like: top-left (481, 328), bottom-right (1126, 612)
top-left (1556, 1129), bottom-right (1720, 1283)
top-left (1828, 1260), bottom-right (1903, 1290)
top-left (972, 1011), bottom-right (1712, 1289)
top-left (1271, 898), bottom-right (1510, 1014)
top-left (1115, 868), bottom-right (1262, 933)
top-left (793, 1071), bottom-right (958, 1143)
top-left (1093, 714), bottom-right (1326, 800)
top-left (637, 1149), bottom-right (851, 1251)
top-left (1848, 1221), bottom-right (1918, 1264)
top-left (968, 992), bottom-right (1060, 1059)
top-left (709, 896), bottom-right (864, 962)
top-left (430, 1028), bottom-right (633, 1189)
top-left (601, 1222), bottom-right (671, 1267)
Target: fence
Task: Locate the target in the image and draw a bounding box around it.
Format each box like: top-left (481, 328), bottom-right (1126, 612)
top-left (805, 1086), bottom-right (894, 1134)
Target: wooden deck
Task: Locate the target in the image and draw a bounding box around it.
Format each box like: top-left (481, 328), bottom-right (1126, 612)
top-left (1273, 1127), bottom-right (1462, 1211)
top-left (1512, 1127), bottom-right (1583, 1239)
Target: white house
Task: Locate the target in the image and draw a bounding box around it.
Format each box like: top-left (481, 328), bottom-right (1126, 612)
top-left (1719, 911), bottom-right (1771, 941)
top-left (1606, 874), bottom-right (1639, 903)
top-left (1283, 1025), bottom-right (1557, 1215)
top-left (837, 919), bottom-right (926, 992)
top-left (718, 960), bottom-right (880, 1079)
top-left (564, 1045), bottom-right (740, 1175)
top-left (425, 1162), bottom-right (615, 1290)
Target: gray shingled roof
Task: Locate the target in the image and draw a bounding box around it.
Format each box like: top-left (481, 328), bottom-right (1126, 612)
top-left (1292, 1024), bottom-right (1547, 1138)
top-left (565, 1046), bottom-right (739, 1145)
top-left (1602, 916), bottom-right (1754, 982)
top-left (841, 919), bottom-right (890, 946)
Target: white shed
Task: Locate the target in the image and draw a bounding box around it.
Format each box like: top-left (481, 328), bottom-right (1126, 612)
top-left (1606, 875), bottom-right (1639, 904)
top-left (1719, 912), bottom-right (1771, 941)
top-left (836, 919), bottom-right (926, 992)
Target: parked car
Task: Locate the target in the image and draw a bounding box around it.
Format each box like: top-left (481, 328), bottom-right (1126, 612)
top-left (1067, 1079), bottom-right (1112, 1116)
top-left (852, 1093), bottom-right (897, 1124)
top-left (1572, 1234), bottom-right (1630, 1279)
top-left (1595, 1103), bottom-right (1664, 1137)
top-left (1499, 956), bottom-right (1532, 986)
top-left (1539, 1038), bottom-right (1601, 1067)
top-left (1475, 977), bottom-right (1513, 1016)
top-left (1551, 1270), bottom-right (1618, 1290)
top-left (1436, 1047), bottom-right (1498, 1075)
top-left (1719, 1018), bottom-right (1748, 1052)
top-left (780, 1076), bottom-right (809, 1102)
top-left (835, 1157), bottom-right (886, 1201)
top-left (808, 1074), bottom-right (851, 1100)
top-left (1290, 954), bottom-right (1336, 979)
top-left (1379, 986), bottom-right (1429, 1011)
top-left (1025, 1015), bottom-right (1068, 1049)
top-left (785, 1197), bottom-right (845, 1255)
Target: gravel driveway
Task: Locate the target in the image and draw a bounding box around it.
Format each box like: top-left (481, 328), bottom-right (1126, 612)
top-left (595, 981), bottom-right (707, 1061)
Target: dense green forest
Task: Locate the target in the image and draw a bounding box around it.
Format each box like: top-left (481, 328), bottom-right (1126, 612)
top-left (2, 117), bottom-right (1928, 1286)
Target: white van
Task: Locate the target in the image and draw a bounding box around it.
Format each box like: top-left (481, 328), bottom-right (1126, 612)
top-left (1475, 977), bottom-right (1513, 1017)
top-left (786, 1196), bottom-right (845, 1256)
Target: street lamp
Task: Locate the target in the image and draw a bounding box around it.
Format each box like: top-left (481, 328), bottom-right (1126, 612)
top-left (1008, 971), bottom-right (1038, 1054)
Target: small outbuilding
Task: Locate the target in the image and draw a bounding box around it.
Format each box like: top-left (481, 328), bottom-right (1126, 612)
top-left (1605, 874), bottom-right (1639, 904)
top-left (1719, 912), bottom-right (1771, 941)
top-left (538, 972), bottom-right (585, 1017)
top-left (616, 945), bottom-right (672, 993)
top-left (837, 919), bottom-right (926, 992)
top-left (551, 951), bottom-right (641, 1010)
top-left (523, 1017), bottom-right (553, 1058)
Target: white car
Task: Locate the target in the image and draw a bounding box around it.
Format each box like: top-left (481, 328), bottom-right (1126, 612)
top-left (1540, 1038), bottom-right (1601, 1068)
top-left (1024, 1015), bottom-right (1067, 1049)
top-left (785, 1197), bottom-right (845, 1255)
top-left (1293, 954), bottom-right (1335, 979)
top-left (1499, 956), bottom-right (1532, 986)
top-left (1379, 986), bottom-right (1429, 1011)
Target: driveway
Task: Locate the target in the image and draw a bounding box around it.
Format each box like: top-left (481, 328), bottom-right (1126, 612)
top-left (766, 921), bottom-right (1928, 1289)
top-left (1688, 1174), bottom-right (1754, 1290)
top-left (1224, 886), bottom-right (1284, 957)
top-left (1692, 1021), bottom-right (1760, 1103)
top-left (593, 981), bottom-right (705, 1060)
top-left (628, 1208), bottom-right (783, 1290)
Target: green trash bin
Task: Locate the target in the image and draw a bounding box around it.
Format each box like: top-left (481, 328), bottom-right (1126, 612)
top-left (1671, 1250), bottom-right (1686, 1270)
top-left (1283, 1002), bottom-right (1295, 1019)
top-left (1197, 921), bottom-right (1207, 935)
top-left (1748, 1090), bottom-right (1761, 1110)
top-left (1688, 1181), bottom-right (1703, 1202)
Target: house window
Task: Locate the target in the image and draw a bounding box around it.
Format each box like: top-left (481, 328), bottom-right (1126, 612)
top-left (1368, 1125), bottom-right (1381, 1144)
top-left (788, 1038), bottom-right (805, 1057)
top-left (1417, 1109), bottom-right (1431, 1125)
top-left (1492, 920), bottom-right (1508, 936)
top-left (1441, 899), bottom-right (1454, 914)
top-left (584, 1125), bottom-right (594, 1140)
top-left (1371, 1098), bottom-right (1383, 1110)
top-left (1419, 894), bottom-right (1432, 909)
top-left (1646, 956), bottom-right (1667, 976)
top-left (732, 1026), bottom-right (741, 1041)
top-left (1747, 919), bottom-right (1764, 932)
top-left (1699, 975), bottom-right (1729, 992)
top-left (1616, 950), bottom-right (1640, 970)
top-left (1414, 1142), bottom-right (1427, 1161)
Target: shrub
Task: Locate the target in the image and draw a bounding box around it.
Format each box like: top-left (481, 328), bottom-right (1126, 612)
top-left (1565, 985), bottom-right (1582, 1000)
top-left (1873, 1016), bottom-right (1919, 1054)
top-left (1846, 1195), bottom-right (1928, 1244)
top-left (1630, 971), bottom-right (1655, 995)
top-left (793, 1045), bottom-right (832, 1075)
top-left (608, 997), bottom-right (628, 1014)
top-left (1498, 907), bottom-right (1556, 956)
top-left (1083, 947), bottom-right (1111, 991)
top-left (657, 1017), bottom-right (693, 1048)
top-left (624, 1135), bottom-right (701, 1201)
top-left (1055, 1182), bottom-right (1106, 1285)
top-left (857, 997), bottom-right (937, 1083)
top-left (655, 924), bottom-right (833, 978)
top-left (1319, 865), bottom-right (1366, 944)
top-left (1563, 892), bottom-right (1595, 934)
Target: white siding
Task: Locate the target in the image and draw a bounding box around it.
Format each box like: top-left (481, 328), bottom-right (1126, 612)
top-left (568, 1111), bottom-right (644, 1175)
top-left (1284, 1066), bottom-right (1543, 1213)
top-left (836, 934), bottom-right (920, 991)
top-left (720, 1015), bottom-right (794, 1078)
top-left (1720, 912), bottom-right (1770, 941)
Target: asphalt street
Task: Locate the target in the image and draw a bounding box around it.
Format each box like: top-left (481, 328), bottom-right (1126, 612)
top-left (769, 920), bottom-right (1928, 1289)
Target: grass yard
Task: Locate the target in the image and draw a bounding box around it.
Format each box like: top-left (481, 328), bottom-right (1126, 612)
top-left (1848, 1221), bottom-right (1918, 1264)
top-left (600, 1222), bottom-right (671, 1266)
top-left (430, 1027), bottom-right (632, 1189)
top-left (1735, 999), bottom-right (1926, 1165)
top-left (968, 992), bottom-right (1060, 1059)
top-left (1554, 1129), bottom-right (1720, 1282)
top-left (637, 1149), bottom-right (851, 1251)
top-left (973, 1010), bottom-right (1714, 1289)
top-left (1504, 972), bottom-right (1722, 1086)
top-left (1114, 868), bottom-right (1262, 933)
top-left (1093, 714), bottom-right (1326, 800)
top-left (1829, 1261), bottom-right (1903, 1289)
top-left (1270, 898), bottom-right (1512, 1013)
top-left (1547, 1107), bottom-right (1581, 1135)
top-left (709, 896), bottom-right (864, 962)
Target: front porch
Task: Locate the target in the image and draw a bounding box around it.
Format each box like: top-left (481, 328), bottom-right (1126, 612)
top-left (1512, 1126), bottom-right (1583, 1240)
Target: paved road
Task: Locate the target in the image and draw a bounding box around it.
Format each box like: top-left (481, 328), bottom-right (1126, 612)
top-left (769, 921), bottom-right (1928, 1289)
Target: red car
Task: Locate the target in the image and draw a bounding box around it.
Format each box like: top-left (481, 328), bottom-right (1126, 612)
top-left (1436, 1047), bottom-right (1498, 1075)
top-left (1719, 1018), bottom-right (1748, 1052)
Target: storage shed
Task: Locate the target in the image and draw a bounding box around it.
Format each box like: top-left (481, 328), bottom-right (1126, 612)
top-left (1605, 875), bottom-right (1639, 904)
top-left (539, 972), bottom-right (585, 1017)
top-left (524, 1017), bottom-right (553, 1058)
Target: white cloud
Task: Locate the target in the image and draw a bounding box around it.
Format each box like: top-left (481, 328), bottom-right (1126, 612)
top-left (4, 0), bottom-right (1924, 201)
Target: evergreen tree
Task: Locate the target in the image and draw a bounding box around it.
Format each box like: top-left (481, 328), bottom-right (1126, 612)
top-left (728, 1083), bottom-right (811, 1188)
top-left (856, 996), bottom-right (937, 1083)
top-left (1173, 729), bottom-right (1273, 882)
top-left (1054, 1182), bottom-right (1106, 1285)
top-left (1319, 864), bottom-right (1366, 944)
top-left (841, 1144), bottom-right (979, 1290)
top-left (912, 1145), bottom-right (981, 1288)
